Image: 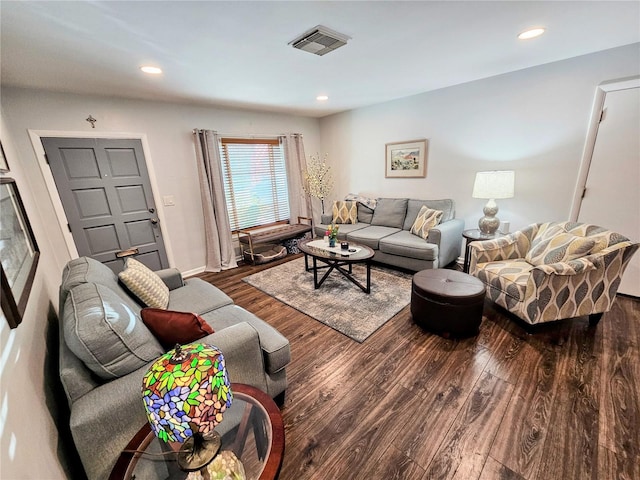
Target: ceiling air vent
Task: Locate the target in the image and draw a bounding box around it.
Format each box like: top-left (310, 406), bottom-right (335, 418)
top-left (289, 25), bottom-right (351, 56)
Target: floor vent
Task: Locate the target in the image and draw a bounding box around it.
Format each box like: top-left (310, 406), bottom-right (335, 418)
top-left (289, 25), bottom-right (351, 56)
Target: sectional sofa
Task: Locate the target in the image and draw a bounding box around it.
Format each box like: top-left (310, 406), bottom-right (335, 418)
top-left (58, 257), bottom-right (290, 480)
top-left (314, 197), bottom-right (464, 271)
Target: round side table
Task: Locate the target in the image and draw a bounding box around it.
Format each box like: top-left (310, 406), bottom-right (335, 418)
top-left (462, 229), bottom-right (504, 273)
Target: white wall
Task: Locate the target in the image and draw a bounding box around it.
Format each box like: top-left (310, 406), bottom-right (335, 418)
top-left (1, 89), bottom-right (321, 275)
top-left (319, 44), bottom-right (640, 234)
top-left (0, 110), bottom-right (70, 478)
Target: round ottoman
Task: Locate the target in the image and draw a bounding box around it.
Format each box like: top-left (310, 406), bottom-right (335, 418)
top-left (411, 269), bottom-right (486, 338)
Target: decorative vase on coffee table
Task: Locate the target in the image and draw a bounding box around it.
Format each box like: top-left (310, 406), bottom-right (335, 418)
top-left (329, 237), bottom-right (336, 248)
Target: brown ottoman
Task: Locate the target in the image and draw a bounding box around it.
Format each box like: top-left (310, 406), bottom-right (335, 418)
top-left (411, 269), bottom-right (486, 338)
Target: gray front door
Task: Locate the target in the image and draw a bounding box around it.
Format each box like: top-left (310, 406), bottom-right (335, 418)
top-left (42, 137), bottom-right (169, 273)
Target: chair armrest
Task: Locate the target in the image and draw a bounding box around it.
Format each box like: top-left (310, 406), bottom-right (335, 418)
top-left (154, 268), bottom-right (184, 290)
top-left (469, 231), bottom-right (531, 272)
top-left (297, 216), bottom-right (313, 226)
top-left (428, 219), bottom-right (464, 267)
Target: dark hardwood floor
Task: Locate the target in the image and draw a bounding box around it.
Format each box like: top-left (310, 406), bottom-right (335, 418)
top-left (198, 255), bottom-right (640, 480)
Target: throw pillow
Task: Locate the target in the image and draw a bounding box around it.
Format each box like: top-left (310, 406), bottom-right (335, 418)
top-left (332, 201), bottom-right (358, 224)
top-left (141, 308), bottom-right (214, 349)
top-left (410, 205), bottom-right (443, 239)
top-left (370, 198), bottom-right (408, 229)
top-left (118, 257), bottom-right (170, 309)
top-left (63, 283), bottom-right (164, 380)
top-left (525, 232), bottom-right (596, 266)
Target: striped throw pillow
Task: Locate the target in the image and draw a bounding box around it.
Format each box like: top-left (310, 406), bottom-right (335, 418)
top-left (410, 205), bottom-right (443, 239)
top-left (332, 201), bottom-right (358, 224)
top-left (118, 257), bottom-right (170, 309)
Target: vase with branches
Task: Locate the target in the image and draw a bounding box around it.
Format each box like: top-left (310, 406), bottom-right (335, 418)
top-left (303, 153), bottom-right (334, 215)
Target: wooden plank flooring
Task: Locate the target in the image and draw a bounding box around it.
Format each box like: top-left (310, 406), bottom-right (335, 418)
top-left (198, 255), bottom-right (640, 480)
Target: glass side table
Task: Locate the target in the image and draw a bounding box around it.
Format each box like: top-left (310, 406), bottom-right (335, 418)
top-left (462, 229), bottom-right (505, 273)
top-left (109, 384), bottom-right (284, 480)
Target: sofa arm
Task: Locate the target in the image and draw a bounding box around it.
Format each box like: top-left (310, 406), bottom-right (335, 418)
top-left (69, 322), bottom-right (269, 480)
top-left (155, 267), bottom-right (184, 290)
top-left (428, 218), bottom-right (464, 267)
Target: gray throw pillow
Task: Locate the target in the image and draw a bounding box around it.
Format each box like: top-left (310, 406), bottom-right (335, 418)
top-left (370, 198), bottom-right (408, 229)
top-left (357, 203), bottom-right (374, 224)
top-left (63, 283), bottom-right (164, 380)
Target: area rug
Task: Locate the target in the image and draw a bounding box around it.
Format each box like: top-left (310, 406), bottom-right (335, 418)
top-left (242, 257), bottom-right (412, 342)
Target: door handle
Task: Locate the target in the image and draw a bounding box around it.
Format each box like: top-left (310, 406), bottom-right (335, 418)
top-left (116, 248), bottom-right (139, 258)
top-left (150, 218), bottom-right (158, 225)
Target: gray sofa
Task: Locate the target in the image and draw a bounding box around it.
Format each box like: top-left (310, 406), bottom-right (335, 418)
top-left (58, 257), bottom-right (290, 480)
top-left (315, 198), bottom-right (463, 271)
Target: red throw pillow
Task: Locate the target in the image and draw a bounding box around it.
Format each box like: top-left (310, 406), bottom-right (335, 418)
top-left (141, 308), bottom-right (214, 350)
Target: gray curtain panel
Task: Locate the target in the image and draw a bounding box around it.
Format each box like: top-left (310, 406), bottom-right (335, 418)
top-left (193, 129), bottom-right (238, 272)
top-left (280, 133), bottom-right (311, 222)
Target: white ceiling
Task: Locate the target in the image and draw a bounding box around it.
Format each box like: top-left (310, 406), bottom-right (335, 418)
top-left (2, 1), bottom-right (639, 118)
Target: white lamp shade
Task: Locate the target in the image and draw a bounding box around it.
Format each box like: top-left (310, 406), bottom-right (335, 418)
top-left (472, 171), bottom-right (515, 199)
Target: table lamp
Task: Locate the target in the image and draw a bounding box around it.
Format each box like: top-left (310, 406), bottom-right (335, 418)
top-left (472, 170), bottom-right (515, 236)
top-left (142, 343), bottom-right (233, 472)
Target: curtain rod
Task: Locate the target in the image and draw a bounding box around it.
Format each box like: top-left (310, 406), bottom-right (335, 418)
top-left (193, 129), bottom-right (303, 138)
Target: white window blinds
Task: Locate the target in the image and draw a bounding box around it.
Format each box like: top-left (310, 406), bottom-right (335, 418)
top-left (219, 138), bottom-right (290, 231)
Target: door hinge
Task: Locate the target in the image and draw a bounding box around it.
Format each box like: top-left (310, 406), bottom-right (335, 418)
top-left (581, 187), bottom-right (587, 199)
top-left (44, 153), bottom-right (50, 165)
top-left (67, 223), bottom-right (72, 233)
top-left (599, 109), bottom-right (605, 123)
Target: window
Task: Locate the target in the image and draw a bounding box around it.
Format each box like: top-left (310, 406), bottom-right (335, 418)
top-left (219, 138), bottom-right (290, 231)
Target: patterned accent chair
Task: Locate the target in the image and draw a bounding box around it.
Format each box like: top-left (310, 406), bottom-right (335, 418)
top-left (468, 222), bottom-right (638, 326)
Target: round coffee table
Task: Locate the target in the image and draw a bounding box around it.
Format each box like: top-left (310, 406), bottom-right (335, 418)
top-left (298, 238), bottom-right (375, 293)
top-left (109, 384), bottom-right (284, 480)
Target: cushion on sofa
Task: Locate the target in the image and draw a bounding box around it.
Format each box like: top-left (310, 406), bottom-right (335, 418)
top-left (379, 230), bottom-right (439, 261)
top-left (357, 203), bottom-right (375, 223)
top-left (118, 257), bottom-right (170, 309)
top-left (167, 278), bottom-right (234, 314)
top-left (332, 201), bottom-right (358, 224)
top-left (410, 206), bottom-right (443, 239)
top-left (141, 308), bottom-right (214, 349)
top-left (347, 225), bottom-right (401, 250)
top-left (403, 199), bottom-right (455, 230)
top-left (63, 283), bottom-right (164, 380)
top-left (60, 256), bottom-right (127, 308)
top-left (370, 198), bottom-right (408, 229)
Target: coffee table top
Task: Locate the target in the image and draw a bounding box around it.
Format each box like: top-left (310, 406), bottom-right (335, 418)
top-left (298, 238), bottom-right (374, 262)
top-left (109, 383), bottom-right (284, 480)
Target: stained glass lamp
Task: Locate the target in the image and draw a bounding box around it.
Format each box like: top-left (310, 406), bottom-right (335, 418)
top-left (142, 343), bottom-right (233, 472)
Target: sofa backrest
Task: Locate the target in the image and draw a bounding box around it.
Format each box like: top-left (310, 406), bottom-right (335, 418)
top-left (60, 256), bottom-right (142, 314)
top-left (403, 199), bottom-right (455, 230)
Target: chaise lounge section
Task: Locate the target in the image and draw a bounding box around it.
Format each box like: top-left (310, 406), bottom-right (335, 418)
top-left (58, 256), bottom-right (290, 480)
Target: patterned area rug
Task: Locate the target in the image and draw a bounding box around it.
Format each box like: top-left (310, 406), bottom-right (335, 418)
top-left (242, 257), bottom-right (412, 342)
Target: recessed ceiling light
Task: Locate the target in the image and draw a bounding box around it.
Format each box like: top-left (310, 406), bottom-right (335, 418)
top-left (140, 66), bottom-right (162, 74)
top-left (518, 28), bottom-right (546, 40)
top-left (316, 95), bottom-right (329, 101)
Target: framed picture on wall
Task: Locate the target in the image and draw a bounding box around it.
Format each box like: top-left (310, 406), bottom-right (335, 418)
top-left (1, 178), bottom-right (40, 328)
top-left (385, 139), bottom-right (428, 178)
top-left (0, 141), bottom-right (9, 173)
